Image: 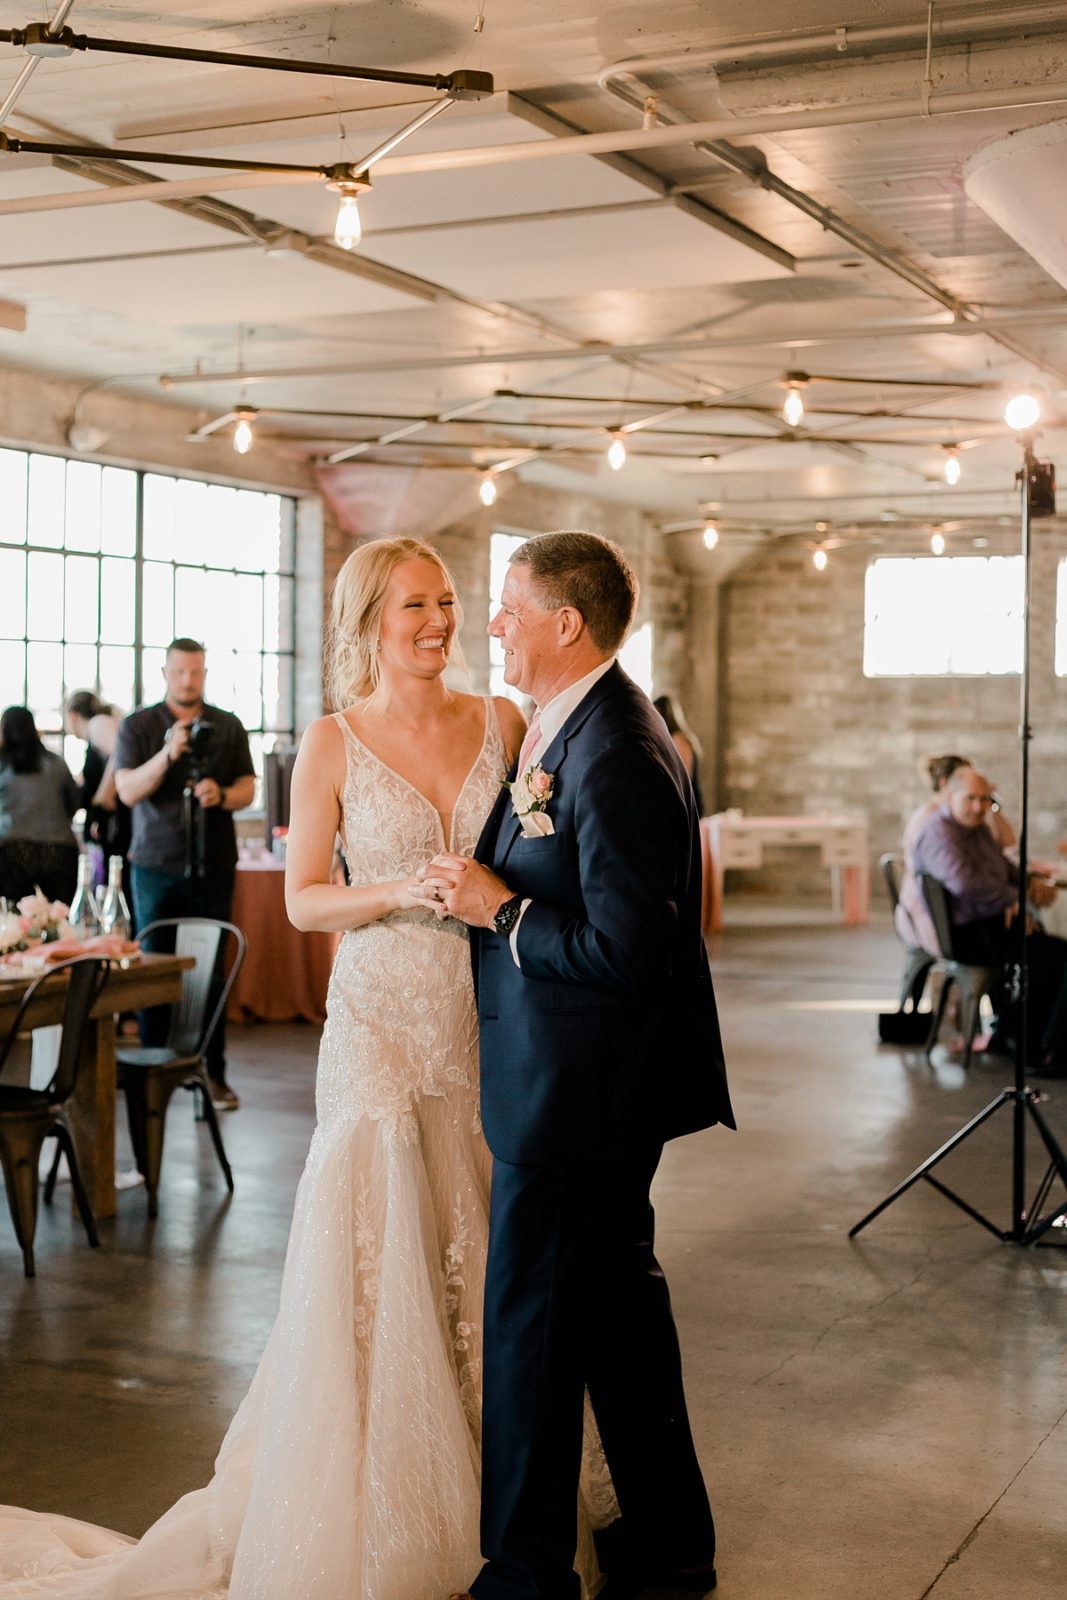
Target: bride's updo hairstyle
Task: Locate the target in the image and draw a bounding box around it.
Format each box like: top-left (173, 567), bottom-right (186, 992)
top-left (327, 536), bottom-right (465, 707)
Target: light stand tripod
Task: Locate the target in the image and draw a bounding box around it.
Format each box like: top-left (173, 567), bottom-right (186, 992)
top-left (851, 435), bottom-right (1067, 1246)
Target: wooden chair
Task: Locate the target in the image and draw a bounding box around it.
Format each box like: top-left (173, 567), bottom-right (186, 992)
top-left (880, 852), bottom-right (935, 1014)
top-left (920, 873), bottom-right (1005, 1069)
top-left (116, 918), bottom-right (245, 1219)
top-left (0, 957), bottom-right (111, 1277)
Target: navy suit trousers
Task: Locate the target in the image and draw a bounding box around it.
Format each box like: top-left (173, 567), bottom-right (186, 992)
top-left (471, 1144), bottom-right (715, 1600)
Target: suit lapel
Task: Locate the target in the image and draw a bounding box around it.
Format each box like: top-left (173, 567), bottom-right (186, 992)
top-left (489, 664), bottom-right (631, 872)
top-left (496, 723), bottom-right (570, 873)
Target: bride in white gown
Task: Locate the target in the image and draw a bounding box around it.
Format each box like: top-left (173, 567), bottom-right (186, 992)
top-left (0, 537), bottom-right (536, 1598)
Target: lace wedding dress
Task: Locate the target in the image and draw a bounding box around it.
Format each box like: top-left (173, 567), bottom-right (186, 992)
top-left (0, 699), bottom-right (556, 1599)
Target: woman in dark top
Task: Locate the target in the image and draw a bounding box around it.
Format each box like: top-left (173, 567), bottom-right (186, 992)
top-left (653, 693), bottom-right (705, 817)
top-left (0, 706), bottom-right (80, 905)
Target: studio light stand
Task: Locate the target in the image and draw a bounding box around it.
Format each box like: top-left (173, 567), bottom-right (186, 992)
top-left (851, 429), bottom-right (1067, 1246)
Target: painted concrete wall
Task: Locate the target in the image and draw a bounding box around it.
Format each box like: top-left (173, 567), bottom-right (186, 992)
top-left (718, 528), bottom-right (1067, 896)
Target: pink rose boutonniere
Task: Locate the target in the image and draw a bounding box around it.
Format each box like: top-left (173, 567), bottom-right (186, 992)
top-left (504, 762), bottom-right (556, 838)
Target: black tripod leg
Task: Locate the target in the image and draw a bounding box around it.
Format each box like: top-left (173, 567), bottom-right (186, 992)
top-left (1021, 1097), bottom-right (1067, 1243)
top-left (850, 1090), bottom-right (1013, 1237)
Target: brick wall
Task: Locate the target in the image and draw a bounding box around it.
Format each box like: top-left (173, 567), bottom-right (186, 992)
top-left (719, 526), bottom-right (1067, 898)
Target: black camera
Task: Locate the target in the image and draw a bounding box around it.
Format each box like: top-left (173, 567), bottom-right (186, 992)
top-left (187, 717), bottom-right (215, 764)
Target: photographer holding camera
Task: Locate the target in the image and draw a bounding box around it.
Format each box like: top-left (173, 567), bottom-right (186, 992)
top-left (115, 638), bottom-right (255, 1111)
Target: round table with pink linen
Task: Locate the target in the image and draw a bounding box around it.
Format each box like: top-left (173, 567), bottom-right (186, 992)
top-left (227, 858), bottom-right (337, 1024)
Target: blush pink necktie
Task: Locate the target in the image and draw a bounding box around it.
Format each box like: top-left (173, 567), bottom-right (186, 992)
top-left (516, 709), bottom-right (543, 776)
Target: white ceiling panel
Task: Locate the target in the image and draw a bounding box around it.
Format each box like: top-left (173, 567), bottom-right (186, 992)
top-left (0, 248), bottom-right (414, 327)
top-left (365, 205), bottom-right (790, 302)
top-left (0, 159), bottom-right (247, 263)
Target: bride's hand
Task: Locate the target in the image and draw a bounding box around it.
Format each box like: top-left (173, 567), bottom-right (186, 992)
top-left (403, 872), bottom-right (458, 918)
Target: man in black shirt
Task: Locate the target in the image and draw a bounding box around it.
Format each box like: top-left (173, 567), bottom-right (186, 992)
top-left (115, 638), bottom-right (255, 1110)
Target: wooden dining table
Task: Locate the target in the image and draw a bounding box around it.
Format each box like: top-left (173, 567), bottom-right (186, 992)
top-left (0, 953), bottom-right (193, 1220)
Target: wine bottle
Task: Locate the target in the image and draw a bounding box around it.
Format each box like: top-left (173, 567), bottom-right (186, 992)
top-left (98, 856), bottom-right (132, 941)
top-left (69, 853), bottom-right (102, 940)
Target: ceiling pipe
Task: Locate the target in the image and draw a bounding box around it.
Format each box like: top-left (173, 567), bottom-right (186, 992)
top-left (156, 307), bottom-right (1067, 388)
top-left (0, 23), bottom-right (493, 98)
top-left (595, 31), bottom-right (1067, 381)
top-left (0, 0), bottom-right (77, 125)
top-left (594, 4), bottom-right (1067, 90)
top-left (7, 76), bottom-right (1067, 217)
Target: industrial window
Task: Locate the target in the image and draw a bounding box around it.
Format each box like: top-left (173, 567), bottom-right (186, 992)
top-left (0, 448), bottom-right (296, 785)
top-left (863, 556), bottom-right (1023, 677)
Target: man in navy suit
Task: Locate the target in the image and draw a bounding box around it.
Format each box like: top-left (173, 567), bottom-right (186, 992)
top-left (422, 531), bottom-right (733, 1600)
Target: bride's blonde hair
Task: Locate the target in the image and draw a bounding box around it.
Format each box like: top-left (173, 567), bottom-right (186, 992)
top-left (326, 537), bottom-right (465, 708)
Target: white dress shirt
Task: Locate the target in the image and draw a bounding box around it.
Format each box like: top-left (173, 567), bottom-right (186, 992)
top-left (508, 658), bottom-right (615, 964)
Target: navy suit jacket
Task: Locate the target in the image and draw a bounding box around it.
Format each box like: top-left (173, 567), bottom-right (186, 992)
top-left (472, 663), bottom-right (734, 1165)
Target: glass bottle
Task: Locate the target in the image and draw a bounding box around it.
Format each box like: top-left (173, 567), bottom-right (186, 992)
top-left (69, 853), bottom-right (102, 940)
top-left (98, 856), bottom-right (132, 940)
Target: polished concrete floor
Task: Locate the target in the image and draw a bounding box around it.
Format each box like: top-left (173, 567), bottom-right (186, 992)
top-left (2, 911), bottom-right (1066, 1598)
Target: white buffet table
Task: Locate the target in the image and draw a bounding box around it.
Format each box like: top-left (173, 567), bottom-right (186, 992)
top-left (700, 813), bottom-right (870, 933)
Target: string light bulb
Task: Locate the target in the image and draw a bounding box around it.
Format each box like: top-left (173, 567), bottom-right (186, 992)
top-left (812, 545), bottom-right (828, 572)
top-left (607, 433), bottom-right (627, 471)
top-left (930, 529), bottom-right (946, 556)
top-left (1004, 390), bottom-right (1042, 431)
top-left (702, 518), bottom-right (719, 551)
top-left (783, 386), bottom-right (805, 427)
top-left (324, 165), bottom-right (372, 252)
top-left (232, 412), bottom-right (254, 455)
top-left (478, 472), bottom-right (498, 507)
top-left (943, 450), bottom-right (961, 486)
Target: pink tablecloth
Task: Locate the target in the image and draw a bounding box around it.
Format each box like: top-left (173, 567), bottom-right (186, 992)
top-left (228, 859), bottom-right (337, 1024)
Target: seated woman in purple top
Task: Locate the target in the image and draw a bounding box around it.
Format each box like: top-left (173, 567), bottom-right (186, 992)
top-left (913, 767), bottom-right (1067, 1076)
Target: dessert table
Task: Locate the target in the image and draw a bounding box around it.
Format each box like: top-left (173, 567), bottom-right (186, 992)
top-left (227, 858), bottom-right (336, 1024)
top-left (701, 813), bottom-right (870, 933)
top-left (0, 953), bottom-right (192, 1218)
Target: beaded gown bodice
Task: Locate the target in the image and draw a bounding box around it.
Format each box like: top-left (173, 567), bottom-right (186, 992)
top-left (318, 703), bottom-right (505, 1133)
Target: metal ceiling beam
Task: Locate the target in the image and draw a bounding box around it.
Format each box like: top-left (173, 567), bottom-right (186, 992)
top-left (8, 77), bottom-right (1067, 216)
top-left (506, 94), bottom-right (794, 273)
top-left (155, 308), bottom-right (1067, 388)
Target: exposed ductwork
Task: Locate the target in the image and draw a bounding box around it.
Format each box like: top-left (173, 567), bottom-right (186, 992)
top-left (964, 119), bottom-right (1067, 294)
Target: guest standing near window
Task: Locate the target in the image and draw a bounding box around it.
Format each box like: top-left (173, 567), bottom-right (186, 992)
top-left (0, 706), bottom-right (80, 906)
top-left (65, 690), bottom-right (132, 891)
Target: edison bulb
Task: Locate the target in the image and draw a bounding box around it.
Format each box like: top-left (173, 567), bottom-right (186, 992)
top-left (479, 473), bottom-right (498, 507)
top-left (607, 435), bottom-right (627, 471)
top-left (233, 417), bottom-right (254, 455)
top-left (702, 521), bottom-right (718, 550)
top-left (944, 453), bottom-right (961, 486)
top-left (812, 546), bottom-right (828, 572)
top-left (334, 194), bottom-right (363, 250)
top-left (930, 531), bottom-right (946, 556)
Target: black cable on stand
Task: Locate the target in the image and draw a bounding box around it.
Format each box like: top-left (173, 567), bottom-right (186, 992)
top-left (851, 431), bottom-right (1067, 1246)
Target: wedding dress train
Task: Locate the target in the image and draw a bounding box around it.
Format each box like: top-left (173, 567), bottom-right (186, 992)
top-left (0, 702), bottom-right (513, 1599)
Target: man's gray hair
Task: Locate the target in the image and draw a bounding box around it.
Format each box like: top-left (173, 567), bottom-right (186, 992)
top-left (509, 530), bottom-right (639, 654)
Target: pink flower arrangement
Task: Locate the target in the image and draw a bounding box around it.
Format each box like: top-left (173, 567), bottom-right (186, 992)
top-left (0, 890), bottom-right (74, 952)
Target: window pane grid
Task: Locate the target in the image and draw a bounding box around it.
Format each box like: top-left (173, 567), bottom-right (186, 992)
top-left (0, 450), bottom-right (296, 778)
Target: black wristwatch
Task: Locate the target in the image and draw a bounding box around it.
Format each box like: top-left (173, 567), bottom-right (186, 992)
top-left (492, 894), bottom-right (524, 938)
